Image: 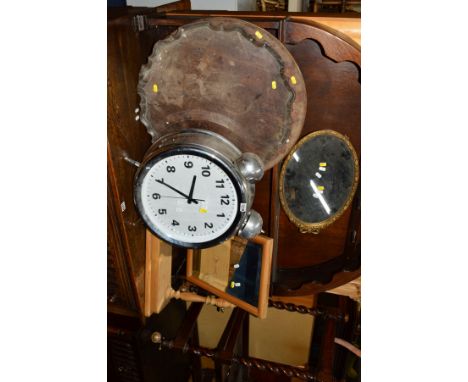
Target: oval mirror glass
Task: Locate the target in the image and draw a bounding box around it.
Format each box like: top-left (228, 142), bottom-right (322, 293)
top-left (279, 130), bottom-right (359, 233)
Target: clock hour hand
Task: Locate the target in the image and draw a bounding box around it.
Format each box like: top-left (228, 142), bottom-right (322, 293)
top-left (187, 175), bottom-right (197, 204)
top-left (155, 178), bottom-right (199, 204)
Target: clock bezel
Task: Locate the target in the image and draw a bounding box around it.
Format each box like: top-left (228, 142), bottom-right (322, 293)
top-left (134, 144), bottom-right (247, 249)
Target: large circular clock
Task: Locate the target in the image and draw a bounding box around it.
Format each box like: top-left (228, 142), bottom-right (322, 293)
top-left (134, 129), bottom-right (263, 248)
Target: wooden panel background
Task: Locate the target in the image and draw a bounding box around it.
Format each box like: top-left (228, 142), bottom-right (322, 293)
top-left (108, 20), bottom-right (152, 313)
top-left (107, 12), bottom-right (361, 314)
top-left (277, 22), bottom-right (360, 268)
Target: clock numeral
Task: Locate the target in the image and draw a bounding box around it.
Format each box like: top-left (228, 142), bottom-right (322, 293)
top-left (184, 161), bottom-right (193, 168)
top-left (152, 193), bottom-right (161, 199)
top-left (215, 179), bottom-right (225, 188)
top-left (204, 222), bottom-right (213, 229)
top-left (172, 220), bottom-right (179, 226)
top-left (188, 225), bottom-right (197, 232)
top-left (217, 213), bottom-right (225, 217)
top-left (220, 195), bottom-right (230, 205)
top-left (158, 209), bottom-right (167, 215)
top-left (201, 165), bottom-right (211, 177)
top-left (166, 166), bottom-right (176, 173)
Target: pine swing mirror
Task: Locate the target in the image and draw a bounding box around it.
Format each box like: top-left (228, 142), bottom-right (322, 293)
top-left (186, 235), bottom-right (273, 319)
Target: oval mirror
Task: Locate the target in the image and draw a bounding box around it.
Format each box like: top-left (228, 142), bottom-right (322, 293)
top-left (279, 130), bottom-right (359, 233)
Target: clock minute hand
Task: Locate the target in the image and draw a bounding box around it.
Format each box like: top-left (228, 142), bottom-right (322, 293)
top-left (160, 195), bottom-right (205, 202)
top-left (155, 179), bottom-right (199, 204)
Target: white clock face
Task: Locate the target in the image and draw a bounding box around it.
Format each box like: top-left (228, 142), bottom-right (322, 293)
top-left (140, 153), bottom-right (240, 245)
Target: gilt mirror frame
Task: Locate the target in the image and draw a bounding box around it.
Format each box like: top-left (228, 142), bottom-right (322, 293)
top-left (279, 129), bottom-right (360, 234)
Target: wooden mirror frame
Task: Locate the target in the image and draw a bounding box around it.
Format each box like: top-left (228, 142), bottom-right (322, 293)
top-left (145, 230), bottom-right (236, 317)
top-left (186, 235), bottom-right (273, 319)
top-left (279, 129), bottom-right (360, 234)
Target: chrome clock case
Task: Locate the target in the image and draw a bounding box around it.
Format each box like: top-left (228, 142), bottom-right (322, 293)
top-left (134, 128), bottom-right (264, 249)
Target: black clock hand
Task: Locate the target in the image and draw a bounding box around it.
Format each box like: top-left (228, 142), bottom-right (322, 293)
top-left (155, 179), bottom-right (199, 204)
top-left (160, 195), bottom-right (205, 202)
top-left (187, 175), bottom-right (197, 204)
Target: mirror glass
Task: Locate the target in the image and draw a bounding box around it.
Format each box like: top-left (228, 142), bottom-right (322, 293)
top-left (280, 130), bottom-right (359, 230)
top-left (192, 238), bottom-right (263, 307)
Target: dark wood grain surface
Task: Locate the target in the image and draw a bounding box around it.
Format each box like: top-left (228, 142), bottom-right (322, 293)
top-left (108, 12), bottom-right (360, 308)
top-left (108, 144), bottom-right (141, 317)
top-left (108, 19), bottom-right (152, 312)
top-left (273, 20), bottom-right (360, 295)
top-left (276, 35), bottom-right (360, 268)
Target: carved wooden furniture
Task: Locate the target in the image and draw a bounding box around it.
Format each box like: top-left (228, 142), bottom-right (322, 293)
top-left (308, 294), bottom-right (360, 381)
top-left (328, 277), bottom-right (360, 302)
top-left (108, 326), bottom-right (144, 382)
top-left (261, 0), bottom-right (286, 11)
top-left (313, 0), bottom-right (346, 13)
top-left (108, 11), bottom-right (360, 313)
top-left (148, 297), bottom-right (352, 381)
top-left (312, 0), bottom-right (361, 13)
top-left (108, 9), bottom-right (360, 380)
top-left (271, 16), bottom-right (360, 296)
top-left (108, 152), bottom-right (141, 318)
